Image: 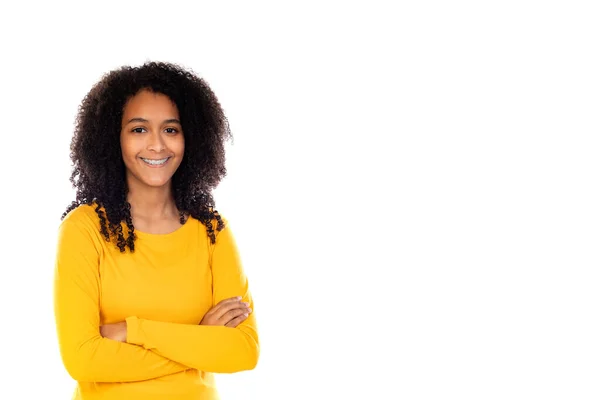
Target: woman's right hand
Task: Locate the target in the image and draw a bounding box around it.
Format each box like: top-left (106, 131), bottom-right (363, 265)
top-left (200, 296), bottom-right (252, 328)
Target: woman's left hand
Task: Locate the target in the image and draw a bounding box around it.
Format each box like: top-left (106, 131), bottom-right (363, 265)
top-left (100, 321), bottom-right (127, 342)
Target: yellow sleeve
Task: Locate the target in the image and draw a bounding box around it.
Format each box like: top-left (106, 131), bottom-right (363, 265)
top-left (125, 220), bottom-right (260, 373)
top-left (53, 218), bottom-right (189, 382)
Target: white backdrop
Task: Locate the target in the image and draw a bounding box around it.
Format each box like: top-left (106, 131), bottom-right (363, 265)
top-left (0, 1), bottom-right (599, 399)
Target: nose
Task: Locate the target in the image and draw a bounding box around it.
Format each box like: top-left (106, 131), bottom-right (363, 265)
top-left (146, 131), bottom-right (166, 153)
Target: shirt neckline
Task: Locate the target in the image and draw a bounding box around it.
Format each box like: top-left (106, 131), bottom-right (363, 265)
top-left (133, 216), bottom-right (193, 240)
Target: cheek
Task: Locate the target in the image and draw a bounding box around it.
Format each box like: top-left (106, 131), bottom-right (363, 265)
top-left (173, 136), bottom-right (185, 156)
top-left (120, 135), bottom-right (138, 160)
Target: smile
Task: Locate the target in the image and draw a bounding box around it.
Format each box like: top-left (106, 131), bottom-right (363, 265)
top-left (141, 157), bottom-right (170, 166)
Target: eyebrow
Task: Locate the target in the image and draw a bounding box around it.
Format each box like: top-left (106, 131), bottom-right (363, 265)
top-left (126, 117), bottom-right (181, 124)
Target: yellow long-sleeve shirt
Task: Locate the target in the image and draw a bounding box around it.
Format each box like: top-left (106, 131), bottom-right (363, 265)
top-left (53, 204), bottom-right (259, 399)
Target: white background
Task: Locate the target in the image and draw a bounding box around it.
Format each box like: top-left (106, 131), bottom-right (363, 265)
top-left (0, 1), bottom-right (599, 399)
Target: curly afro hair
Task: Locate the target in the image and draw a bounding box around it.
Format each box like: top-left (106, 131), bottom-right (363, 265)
top-left (62, 61), bottom-right (232, 252)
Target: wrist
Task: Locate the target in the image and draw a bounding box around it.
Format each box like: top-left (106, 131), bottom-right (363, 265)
top-left (125, 316), bottom-right (140, 345)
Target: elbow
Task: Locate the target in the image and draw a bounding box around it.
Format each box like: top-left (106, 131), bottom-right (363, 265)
top-left (241, 344), bottom-right (260, 371)
top-left (213, 327), bottom-right (259, 373)
top-left (226, 347), bottom-right (258, 373)
top-left (62, 354), bottom-right (94, 382)
top-left (235, 335), bottom-right (260, 372)
top-left (59, 338), bottom-right (101, 382)
top-left (220, 335), bottom-right (259, 373)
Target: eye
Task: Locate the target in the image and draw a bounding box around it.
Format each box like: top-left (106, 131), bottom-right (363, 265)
top-left (131, 127), bottom-right (146, 133)
top-left (165, 127), bottom-right (179, 134)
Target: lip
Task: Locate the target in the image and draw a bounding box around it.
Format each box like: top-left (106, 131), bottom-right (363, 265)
top-left (140, 156), bottom-right (171, 168)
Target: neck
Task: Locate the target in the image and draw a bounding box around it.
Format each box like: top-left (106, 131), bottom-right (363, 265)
top-left (126, 179), bottom-right (178, 219)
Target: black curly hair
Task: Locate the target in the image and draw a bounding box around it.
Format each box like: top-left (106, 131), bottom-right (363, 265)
top-left (62, 61), bottom-right (232, 252)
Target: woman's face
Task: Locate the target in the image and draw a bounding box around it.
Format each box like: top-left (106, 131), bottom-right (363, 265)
top-left (120, 89), bottom-right (185, 190)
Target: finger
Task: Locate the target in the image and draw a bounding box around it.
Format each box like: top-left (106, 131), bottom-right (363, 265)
top-left (218, 307), bottom-right (250, 323)
top-left (206, 297), bottom-right (243, 316)
top-left (225, 313), bottom-right (249, 328)
top-left (212, 298), bottom-right (247, 318)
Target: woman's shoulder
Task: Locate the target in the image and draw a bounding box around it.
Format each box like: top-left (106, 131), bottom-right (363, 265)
top-left (61, 203), bottom-right (101, 230)
top-left (56, 203), bottom-right (105, 251)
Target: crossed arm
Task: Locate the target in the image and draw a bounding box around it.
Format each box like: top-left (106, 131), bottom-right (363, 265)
top-left (53, 219), bottom-right (259, 383)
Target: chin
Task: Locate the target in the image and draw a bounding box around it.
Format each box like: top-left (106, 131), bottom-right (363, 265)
top-left (133, 173), bottom-right (174, 188)
top-left (143, 179), bottom-right (173, 188)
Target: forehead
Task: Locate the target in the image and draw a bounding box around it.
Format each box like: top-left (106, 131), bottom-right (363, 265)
top-left (122, 90), bottom-right (179, 119)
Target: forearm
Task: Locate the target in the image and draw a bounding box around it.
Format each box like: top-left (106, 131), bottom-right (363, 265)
top-left (58, 329), bottom-right (190, 382)
top-left (125, 315), bottom-right (259, 373)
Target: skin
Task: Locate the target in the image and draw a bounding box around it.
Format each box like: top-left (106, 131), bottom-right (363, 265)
top-left (120, 89), bottom-right (185, 234)
top-left (99, 89), bottom-right (250, 342)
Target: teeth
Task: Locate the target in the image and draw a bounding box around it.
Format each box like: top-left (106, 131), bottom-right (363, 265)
top-left (142, 157), bottom-right (169, 165)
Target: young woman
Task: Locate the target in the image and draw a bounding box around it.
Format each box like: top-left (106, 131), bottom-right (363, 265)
top-left (53, 61), bottom-right (258, 400)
